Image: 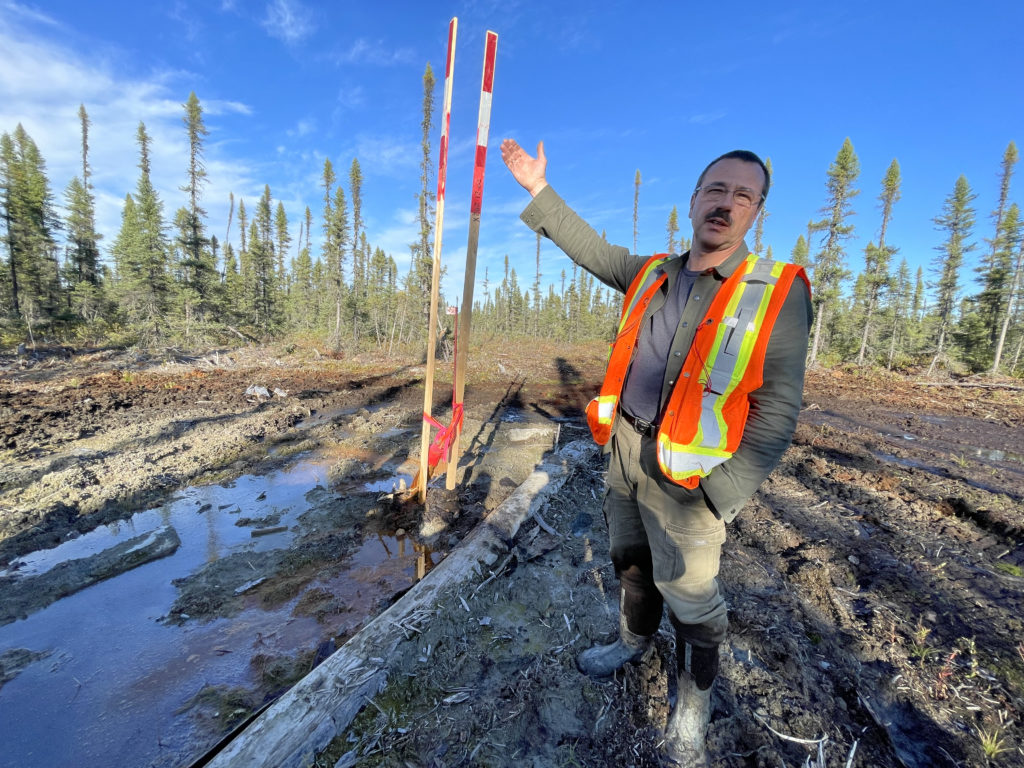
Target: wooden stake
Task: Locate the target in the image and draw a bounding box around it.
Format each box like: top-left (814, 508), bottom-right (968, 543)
top-left (446, 30), bottom-right (498, 491)
top-left (417, 17), bottom-right (457, 503)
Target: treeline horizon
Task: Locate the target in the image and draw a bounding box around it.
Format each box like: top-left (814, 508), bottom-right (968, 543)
top-left (1, 80), bottom-right (1021, 376)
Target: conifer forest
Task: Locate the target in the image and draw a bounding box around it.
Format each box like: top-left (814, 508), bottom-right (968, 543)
top-left (1, 87), bottom-right (1022, 378)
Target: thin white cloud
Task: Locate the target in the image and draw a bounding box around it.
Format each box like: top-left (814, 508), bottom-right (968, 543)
top-left (287, 118), bottom-right (315, 137)
top-left (2, 0), bottom-right (59, 27)
top-left (168, 0), bottom-right (204, 44)
top-left (336, 85), bottom-right (366, 112)
top-left (205, 99), bottom-right (253, 117)
top-left (333, 38), bottom-right (416, 67)
top-left (688, 111), bottom-right (726, 125)
top-left (352, 134), bottom-right (420, 177)
top-left (262, 0), bottom-right (313, 45)
top-left (373, 206), bottom-right (420, 267)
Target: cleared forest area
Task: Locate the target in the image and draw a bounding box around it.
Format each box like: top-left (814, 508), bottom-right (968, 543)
top-left (0, 341), bottom-right (1022, 767)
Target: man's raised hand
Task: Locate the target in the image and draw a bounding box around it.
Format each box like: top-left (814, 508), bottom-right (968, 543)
top-left (500, 139), bottom-right (548, 198)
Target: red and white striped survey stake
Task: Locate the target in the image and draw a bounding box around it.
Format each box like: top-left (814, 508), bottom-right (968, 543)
top-left (417, 17), bottom-right (458, 502)
top-left (446, 29), bottom-right (498, 491)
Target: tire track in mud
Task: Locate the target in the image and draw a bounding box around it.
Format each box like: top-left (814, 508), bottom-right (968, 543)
top-left (721, 421), bottom-right (1024, 768)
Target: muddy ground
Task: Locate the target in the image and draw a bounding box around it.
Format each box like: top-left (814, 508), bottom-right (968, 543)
top-left (1, 342), bottom-right (1023, 767)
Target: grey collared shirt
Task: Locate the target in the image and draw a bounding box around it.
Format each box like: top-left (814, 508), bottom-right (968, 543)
top-left (620, 266), bottom-right (701, 423)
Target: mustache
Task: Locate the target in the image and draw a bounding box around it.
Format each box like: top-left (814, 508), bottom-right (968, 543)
top-left (705, 208), bottom-right (732, 225)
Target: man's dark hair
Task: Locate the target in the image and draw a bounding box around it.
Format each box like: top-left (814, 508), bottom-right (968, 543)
top-left (696, 150), bottom-right (770, 204)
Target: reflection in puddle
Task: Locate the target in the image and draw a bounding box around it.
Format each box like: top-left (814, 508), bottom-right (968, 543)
top-left (350, 533), bottom-right (438, 586)
top-left (871, 450), bottom-right (1019, 496)
top-left (0, 450), bottom-right (438, 768)
top-left (974, 446), bottom-right (1024, 464)
top-left (295, 400), bottom-right (396, 431)
top-left (872, 451), bottom-right (931, 471)
top-left (361, 474), bottom-right (414, 494)
top-left (2, 459), bottom-right (325, 579)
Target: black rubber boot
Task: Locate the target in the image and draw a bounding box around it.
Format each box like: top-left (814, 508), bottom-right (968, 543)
top-left (663, 666), bottom-right (712, 767)
top-left (576, 593), bottom-right (653, 677)
top-left (663, 616), bottom-right (720, 766)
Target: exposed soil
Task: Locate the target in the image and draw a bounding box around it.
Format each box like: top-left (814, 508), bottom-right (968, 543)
top-left (1, 343), bottom-right (1023, 767)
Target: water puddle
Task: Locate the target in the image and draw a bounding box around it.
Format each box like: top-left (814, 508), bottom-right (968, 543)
top-left (295, 400), bottom-right (396, 431)
top-left (0, 450), bottom-right (431, 768)
top-left (973, 446), bottom-right (1024, 464)
top-left (361, 474), bottom-right (415, 494)
top-left (871, 450), bottom-right (1020, 496)
top-left (871, 451), bottom-right (932, 472)
top-left (2, 462), bottom-right (323, 580)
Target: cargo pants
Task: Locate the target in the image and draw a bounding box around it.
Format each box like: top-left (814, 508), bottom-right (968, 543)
top-left (603, 419), bottom-right (729, 648)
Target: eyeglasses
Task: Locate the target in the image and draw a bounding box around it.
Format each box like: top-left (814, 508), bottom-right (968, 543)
top-left (695, 183), bottom-right (764, 209)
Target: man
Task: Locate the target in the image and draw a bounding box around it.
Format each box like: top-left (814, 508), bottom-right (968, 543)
top-left (501, 139), bottom-right (812, 766)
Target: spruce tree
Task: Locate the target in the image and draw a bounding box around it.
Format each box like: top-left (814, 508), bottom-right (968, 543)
top-left (63, 105), bottom-right (102, 320)
top-left (290, 236), bottom-right (313, 330)
top-left (123, 127), bottom-right (171, 330)
top-left (666, 205), bottom-right (679, 255)
top-left (533, 231), bottom-right (542, 335)
top-left (222, 242), bottom-right (241, 320)
top-left (928, 175), bottom-right (976, 374)
top-left (790, 235), bottom-right (809, 267)
top-left (983, 203), bottom-right (1021, 372)
top-left (236, 198), bottom-right (254, 324)
top-left (886, 259), bottom-right (912, 369)
top-left (961, 143), bottom-right (1018, 363)
top-left (974, 204), bottom-right (1020, 353)
top-left (0, 125), bottom-right (62, 326)
top-left (348, 157), bottom-right (364, 343)
top-left (993, 229), bottom-right (1024, 373)
top-left (366, 246), bottom-right (396, 347)
top-left (809, 138), bottom-right (860, 365)
top-left (856, 159), bottom-right (900, 365)
top-left (111, 195), bottom-right (139, 283)
top-left (274, 201), bottom-right (290, 299)
top-left (984, 142), bottom-right (1018, 269)
top-left (320, 159), bottom-right (341, 342)
top-left (250, 185), bottom-right (276, 332)
top-left (412, 63), bottom-right (437, 329)
top-left (633, 169), bottom-right (641, 254)
top-left (63, 177), bottom-right (102, 319)
top-left (330, 184), bottom-right (350, 345)
top-left (753, 157), bottom-right (771, 254)
top-left (177, 92), bottom-right (214, 326)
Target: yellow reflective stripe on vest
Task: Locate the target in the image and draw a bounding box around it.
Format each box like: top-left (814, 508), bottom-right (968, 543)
top-left (588, 254), bottom-right (672, 447)
top-left (595, 394), bottom-right (617, 424)
top-left (618, 256), bottom-right (670, 332)
top-left (699, 259), bottom-right (785, 449)
top-left (656, 436), bottom-right (731, 482)
top-left (657, 255), bottom-right (787, 482)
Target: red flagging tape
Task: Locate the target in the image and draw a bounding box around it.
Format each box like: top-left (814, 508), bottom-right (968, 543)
top-left (423, 402), bottom-right (464, 469)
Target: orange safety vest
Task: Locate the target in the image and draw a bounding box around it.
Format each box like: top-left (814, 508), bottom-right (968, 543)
top-left (585, 252), bottom-right (809, 488)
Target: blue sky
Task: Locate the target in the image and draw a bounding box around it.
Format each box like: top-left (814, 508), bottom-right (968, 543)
top-left (2, 0), bottom-right (1022, 307)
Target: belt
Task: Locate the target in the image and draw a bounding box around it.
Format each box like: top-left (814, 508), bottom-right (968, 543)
top-left (620, 410), bottom-right (657, 437)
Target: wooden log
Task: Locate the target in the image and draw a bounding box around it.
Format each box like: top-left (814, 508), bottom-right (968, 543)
top-left (206, 440), bottom-right (596, 768)
top-left (916, 381), bottom-right (1024, 391)
top-left (1, 526), bottom-right (180, 627)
